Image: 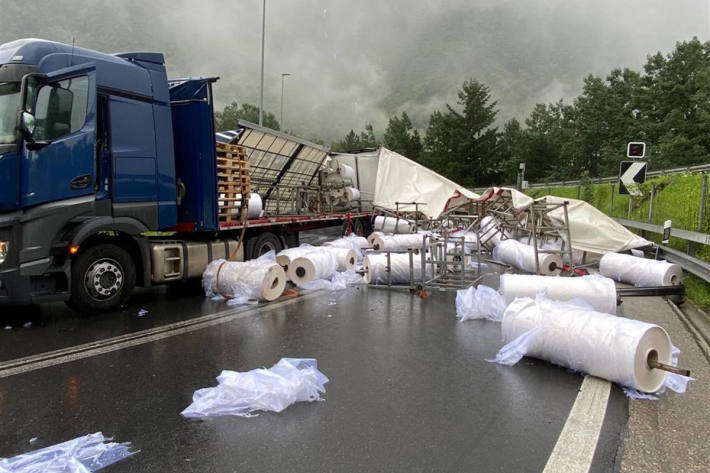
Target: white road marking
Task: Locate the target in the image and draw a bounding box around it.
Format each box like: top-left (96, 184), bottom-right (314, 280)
top-left (0, 291), bottom-right (323, 379)
top-left (542, 375), bottom-right (611, 473)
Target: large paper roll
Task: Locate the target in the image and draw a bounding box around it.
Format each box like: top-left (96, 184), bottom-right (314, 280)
top-left (493, 239), bottom-right (562, 275)
top-left (324, 235), bottom-right (368, 252)
top-left (289, 251), bottom-right (338, 285)
top-left (275, 245), bottom-right (315, 272)
top-left (363, 253), bottom-right (423, 284)
top-left (371, 234), bottom-right (425, 251)
top-left (202, 259), bottom-right (286, 302)
top-left (502, 296), bottom-right (672, 392)
top-left (367, 231), bottom-right (384, 246)
top-left (480, 216), bottom-right (505, 248)
top-left (599, 252), bottom-right (683, 286)
top-left (345, 187), bottom-right (361, 201)
top-left (337, 163), bottom-right (355, 180)
top-left (499, 273), bottom-right (617, 314)
top-left (324, 247), bottom-right (358, 271)
top-left (373, 216), bottom-right (413, 233)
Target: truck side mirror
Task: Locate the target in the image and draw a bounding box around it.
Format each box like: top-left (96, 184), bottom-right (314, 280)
top-left (20, 111), bottom-right (35, 139)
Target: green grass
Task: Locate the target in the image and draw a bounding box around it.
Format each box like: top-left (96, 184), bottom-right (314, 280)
top-left (529, 172), bottom-right (710, 309)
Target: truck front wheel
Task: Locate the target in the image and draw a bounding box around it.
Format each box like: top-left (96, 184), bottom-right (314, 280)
top-left (67, 244), bottom-right (136, 313)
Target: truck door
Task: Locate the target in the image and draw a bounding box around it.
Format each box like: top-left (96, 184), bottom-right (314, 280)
top-left (20, 67), bottom-right (96, 207)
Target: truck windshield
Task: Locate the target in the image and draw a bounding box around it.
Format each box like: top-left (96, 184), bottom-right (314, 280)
top-left (0, 82), bottom-right (21, 145)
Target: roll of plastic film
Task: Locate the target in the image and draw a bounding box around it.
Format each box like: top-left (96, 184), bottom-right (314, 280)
top-left (499, 273), bottom-right (617, 314)
top-left (599, 252), bottom-right (683, 286)
top-left (371, 234), bottom-right (425, 251)
top-left (203, 259), bottom-right (286, 301)
top-left (337, 163), bottom-right (355, 179)
top-left (289, 251), bottom-right (338, 285)
top-left (345, 187), bottom-right (361, 201)
top-left (493, 239), bottom-right (562, 275)
top-left (502, 297), bottom-right (672, 393)
top-left (363, 253), bottom-right (423, 284)
top-left (373, 216), bottom-right (413, 233)
top-left (324, 247), bottom-right (358, 271)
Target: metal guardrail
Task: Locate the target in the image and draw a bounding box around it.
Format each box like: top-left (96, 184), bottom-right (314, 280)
top-left (527, 162), bottom-right (710, 189)
top-left (613, 217), bottom-right (710, 283)
top-left (472, 162), bottom-right (710, 193)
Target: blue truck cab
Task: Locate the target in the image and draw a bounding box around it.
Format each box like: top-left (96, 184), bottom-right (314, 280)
top-left (0, 38), bottom-right (223, 312)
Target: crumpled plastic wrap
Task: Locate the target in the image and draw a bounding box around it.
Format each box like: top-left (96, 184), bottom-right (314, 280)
top-left (202, 251), bottom-right (286, 303)
top-left (490, 295), bottom-right (681, 393)
top-left (493, 239), bottom-right (562, 275)
top-left (0, 432), bottom-right (135, 473)
top-left (298, 270), bottom-right (364, 291)
top-left (599, 252), bottom-right (683, 287)
top-left (455, 285), bottom-right (506, 322)
top-left (181, 358), bottom-right (329, 418)
top-left (363, 253), bottom-right (423, 284)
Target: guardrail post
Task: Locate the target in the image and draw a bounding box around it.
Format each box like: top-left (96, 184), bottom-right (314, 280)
top-left (627, 195), bottom-right (633, 219)
top-left (576, 185), bottom-right (581, 199)
top-left (609, 183), bottom-right (615, 215)
top-left (648, 183), bottom-right (655, 224)
top-left (689, 173), bottom-right (708, 256)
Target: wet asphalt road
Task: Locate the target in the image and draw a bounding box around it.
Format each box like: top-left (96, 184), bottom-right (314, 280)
top-left (0, 282), bottom-right (626, 472)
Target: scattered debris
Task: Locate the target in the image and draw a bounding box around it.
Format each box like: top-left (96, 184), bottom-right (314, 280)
top-left (3, 325), bottom-right (11, 331)
top-left (0, 432), bottom-right (136, 472)
top-left (137, 308), bottom-right (148, 317)
top-left (28, 437), bottom-right (37, 444)
top-left (22, 321), bottom-right (32, 328)
top-left (181, 358), bottom-right (329, 418)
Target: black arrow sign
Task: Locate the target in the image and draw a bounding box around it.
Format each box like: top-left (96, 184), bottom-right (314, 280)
top-left (618, 161), bottom-right (647, 196)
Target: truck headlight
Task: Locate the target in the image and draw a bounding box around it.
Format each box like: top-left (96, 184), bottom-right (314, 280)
top-left (0, 241), bottom-right (9, 265)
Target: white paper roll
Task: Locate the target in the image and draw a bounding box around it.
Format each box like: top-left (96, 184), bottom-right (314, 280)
top-left (337, 163), bottom-right (355, 180)
top-left (480, 216), bottom-right (505, 248)
top-left (373, 216), bottom-right (413, 234)
top-left (202, 259), bottom-right (286, 302)
top-left (246, 193), bottom-right (262, 219)
top-left (345, 187), bottom-right (360, 201)
top-left (324, 235), bottom-right (368, 252)
top-left (599, 253), bottom-right (683, 287)
top-left (493, 239), bottom-right (562, 275)
top-left (275, 245), bottom-right (315, 272)
top-left (371, 234), bottom-right (425, 251)
top-left (502, 296), bottom-right (672, 392)
top-left (324, 247), bottom-right (358, 271)
top-left (367, 231), bottom-right (384, 246)
top-left (289, 251), bottom-right (338, 285)
top-left (499, 273), bottom-right (617, 314)
top-left (363, 253), bottom-right (423, 284)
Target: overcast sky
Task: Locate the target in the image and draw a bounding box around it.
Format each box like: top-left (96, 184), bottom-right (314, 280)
top-left (1, 0), bottom-right (708, 141)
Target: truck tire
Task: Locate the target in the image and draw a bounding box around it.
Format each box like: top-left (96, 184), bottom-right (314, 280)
top-left (67, 244), bottom-right (136, 313)
top-left (246, 232), bottom-right (283, 260)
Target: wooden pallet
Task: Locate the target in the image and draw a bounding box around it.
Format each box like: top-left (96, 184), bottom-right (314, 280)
top-left (216, 142), bottom-right (251, 222)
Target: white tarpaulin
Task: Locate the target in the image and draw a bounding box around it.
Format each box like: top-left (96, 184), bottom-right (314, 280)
top-left (373, 148), bottom-right (480, 218)
top-left (370, 148), bottom-right (649, 254)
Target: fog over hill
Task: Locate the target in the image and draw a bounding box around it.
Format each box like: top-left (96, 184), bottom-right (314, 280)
top-left (1, 0), bottom-right (707, 140)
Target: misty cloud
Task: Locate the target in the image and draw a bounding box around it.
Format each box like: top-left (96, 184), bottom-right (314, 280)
top-left (1, 0), bottom-right (707, 141)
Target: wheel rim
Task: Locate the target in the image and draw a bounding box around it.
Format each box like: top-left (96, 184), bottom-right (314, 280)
top-left (84, 258), bottom-right (124, 301)
top-left (258, 241), bottom-right (277, 256)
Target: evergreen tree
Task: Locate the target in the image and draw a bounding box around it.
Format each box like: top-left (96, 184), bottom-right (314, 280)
top-left (383, 112), bottom-right (423, 160)
top-left (423, 79), bottom-right (500, 186)
top-left (214, 101), bottom-right (280, 131)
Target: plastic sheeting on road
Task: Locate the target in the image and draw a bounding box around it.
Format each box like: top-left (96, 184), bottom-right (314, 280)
top-left (455, 285), bottom-right (506, 322)
top-left (181, 358), bottom-right (329, 418)
top-left (0, 432), bottom-right (135, 472)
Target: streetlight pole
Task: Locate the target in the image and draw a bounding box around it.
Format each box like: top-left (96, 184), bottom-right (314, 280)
top-left (258, 0), bottom-right (265, 126)
top-left (280, 73), bottom-right (291, 131)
